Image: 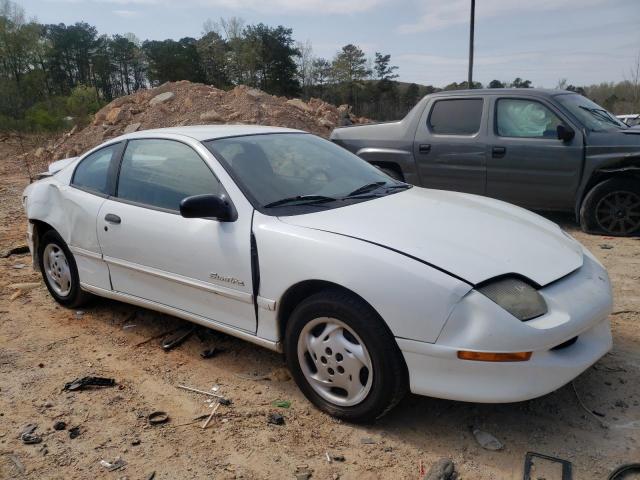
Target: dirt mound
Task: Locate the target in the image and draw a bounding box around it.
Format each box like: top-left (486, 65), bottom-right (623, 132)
top-left (29, 81), bottom-right (368, 169)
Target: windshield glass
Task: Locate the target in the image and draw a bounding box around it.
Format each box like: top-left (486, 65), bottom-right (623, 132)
top-left (556, 93), bottom-right (628, 131)
top-left (205, 133), bottom-right (408, 214)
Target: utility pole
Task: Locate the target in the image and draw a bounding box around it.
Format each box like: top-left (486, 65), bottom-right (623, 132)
top-left (468, 0), bottom-right (475, 88)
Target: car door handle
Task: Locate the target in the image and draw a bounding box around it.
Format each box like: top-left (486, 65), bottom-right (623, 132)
top-left (104, 213), bottom-right (121, 224)
top-left (418, 144), bottom-right (431, 154)
top-left (492, 146), bottom-right (506, 157)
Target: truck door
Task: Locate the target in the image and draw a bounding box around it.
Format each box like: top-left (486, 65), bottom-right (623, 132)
top-left (413, 96), bottom-right (487, 195)
top-left (486, 96), bottom-right (584, 210)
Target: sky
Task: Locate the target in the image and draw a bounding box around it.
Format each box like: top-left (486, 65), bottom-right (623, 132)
top-left (17, 0), bottom-right (640, 88)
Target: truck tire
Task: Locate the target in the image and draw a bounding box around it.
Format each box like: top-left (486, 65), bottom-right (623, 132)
top-left (580, 178), bottom-right (640, 236)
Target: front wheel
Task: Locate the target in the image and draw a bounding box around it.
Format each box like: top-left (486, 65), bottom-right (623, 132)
top-left (284, 289), bottom-right (408, 422)
top-left (580, 178), bottom-right (640, 236)
top-left (38, 230), bottom-right (92, 308)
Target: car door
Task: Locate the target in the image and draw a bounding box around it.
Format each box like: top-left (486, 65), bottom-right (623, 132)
top-left (486, 96), bottom-right (584, 210)
top-left (64, 142), bottom-right (123, 291)
top-left (414, 96), bottom-right (487, 195)
top-left (96, 137), bottom-right (256, 333)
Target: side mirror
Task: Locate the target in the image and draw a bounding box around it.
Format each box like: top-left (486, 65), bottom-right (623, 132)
top-left (180, 194), bottom-right (235, 221)
top-left (556, 124), bottom-right (575, 142)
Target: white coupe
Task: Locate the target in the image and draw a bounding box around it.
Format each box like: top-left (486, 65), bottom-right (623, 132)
top-left (23, 125), bottom-right (613, 421)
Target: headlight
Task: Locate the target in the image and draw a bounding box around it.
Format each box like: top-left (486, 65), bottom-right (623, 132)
top-left (477, 277), bottom-right (547, 321)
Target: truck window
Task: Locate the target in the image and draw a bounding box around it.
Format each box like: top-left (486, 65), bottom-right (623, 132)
top-left (496, 99), bottom-right (563, 138)
top-left (428, 99), bottom-right (483, 135)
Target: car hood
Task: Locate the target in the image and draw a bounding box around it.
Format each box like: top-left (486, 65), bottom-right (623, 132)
top-left (279, 187), bottom-right (584, 286)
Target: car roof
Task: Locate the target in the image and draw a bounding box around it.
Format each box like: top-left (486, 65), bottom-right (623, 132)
top-left (429, 88), bottom-right (573, 98)
top-left (119, 124), bottom-right (305, 142)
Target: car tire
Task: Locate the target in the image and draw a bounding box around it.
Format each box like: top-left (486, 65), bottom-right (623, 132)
top-left (284, 288), bottom-right (408, 423)
top-left (38, 230), bottom-right (92, 308)
top-left (580, 178), bottom-right (640, 236)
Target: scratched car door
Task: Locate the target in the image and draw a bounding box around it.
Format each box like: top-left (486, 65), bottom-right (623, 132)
top-left (96, 138), bottom-right (256, 333)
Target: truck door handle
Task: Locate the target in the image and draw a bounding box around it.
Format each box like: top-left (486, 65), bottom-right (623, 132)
top-left (104, 213), bottom-right (121, 224)
top-left (418, 144), bottom-right (431, 153)
top-left (492, 146), bottom-right (506, 157)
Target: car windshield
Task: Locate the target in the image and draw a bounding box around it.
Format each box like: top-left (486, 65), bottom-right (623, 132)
top-left (556, 93), bottom-right (628, 131)
top-left (204, 133), bottom-right (408, 213)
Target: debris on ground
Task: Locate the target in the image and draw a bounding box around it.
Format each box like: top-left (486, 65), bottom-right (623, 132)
top-left (272, 399), bottom-right (291, 408)
top-left (423, 458), bottom-right (456, 480)
top-left (68, 426), bottom-right (81, 439)
top-left (100, 458), bottom-right (127, 472)
top-left (52, 421), bottom-right (66, 431)
top-left (26, 81), bottom-right (369, 171)
top-left (600, 244), bottom-right (614, 250)
top-left (200, 347), bottom-right (223, 359)
top-left (294, 465), bottom-right (313, 480)
top-left (0, 244), bottom-right (29, 258)
top-left (267, 413), bottom-right (285, 426)
top-left (162, 326), bottom-right (195, 351)
top-left (20, 425), bottom-right (42, 444)
top-left (523, 452), bottom-right (572, 480)
top-left (64, 376), bottom-right (116, 391)
top-left (472, 429), bottom-right (504, 451)
top-left (147, 411), bottom-right (170, 425)
top-left (360, 437), bottom-right (376, 445)
top-left (8, 282), bottom-right (40, 291)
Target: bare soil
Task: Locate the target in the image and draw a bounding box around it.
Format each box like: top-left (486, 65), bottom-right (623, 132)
top-left (1, 137), bottom-right (639, 480)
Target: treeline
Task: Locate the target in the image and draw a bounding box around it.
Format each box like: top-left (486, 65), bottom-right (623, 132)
top-left (1, 0), bottom-right (638, 133)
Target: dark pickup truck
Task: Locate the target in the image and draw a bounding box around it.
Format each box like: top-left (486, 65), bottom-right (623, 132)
top-left (331, 89), bottom-right (640, 236)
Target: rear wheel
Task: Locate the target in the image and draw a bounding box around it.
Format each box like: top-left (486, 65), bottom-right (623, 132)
top-left (284, 289), bottom-right (408, 422)
top-left (38, 230), bottom-right (91, 308)
top-left (580, 178), bottom-right (640, 236)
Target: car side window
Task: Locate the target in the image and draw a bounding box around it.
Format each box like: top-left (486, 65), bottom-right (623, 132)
top-left (428, 99), bottom-right (483, 135)
top-left (72, 143), bottom-right (120, 195)
top-left (496, 99), bottom-right (563, 138)
top-left (117, 139), bottom-right (221, 212)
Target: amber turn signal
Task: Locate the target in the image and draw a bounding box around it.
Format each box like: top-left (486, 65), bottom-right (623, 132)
top-left (457, 351), bottom-right (532, 362)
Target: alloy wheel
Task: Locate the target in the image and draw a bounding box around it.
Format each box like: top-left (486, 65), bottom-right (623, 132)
top-left (595, 190), bottom-right (640, 235)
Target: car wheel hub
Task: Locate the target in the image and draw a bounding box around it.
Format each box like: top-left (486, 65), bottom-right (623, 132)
top-left (43, 244), bottom-right (72, 297)
top-left (297, 317), bottom-right (373, 407)
top-left (595, 190), bottom-right (640, 235)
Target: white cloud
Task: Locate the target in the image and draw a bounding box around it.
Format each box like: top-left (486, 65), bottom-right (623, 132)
top-left (397, 0), bottom-right (610, 34)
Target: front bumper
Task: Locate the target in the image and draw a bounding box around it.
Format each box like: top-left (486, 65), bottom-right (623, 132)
top-left (398, 251), bottom-right (613, 403)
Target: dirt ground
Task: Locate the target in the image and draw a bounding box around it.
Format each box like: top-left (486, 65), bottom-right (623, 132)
top-left (1, 137), bottom-right (638, 480)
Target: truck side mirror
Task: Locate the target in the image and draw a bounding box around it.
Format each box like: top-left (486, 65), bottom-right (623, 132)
top-left (556, 125), bottom-right (575, 142)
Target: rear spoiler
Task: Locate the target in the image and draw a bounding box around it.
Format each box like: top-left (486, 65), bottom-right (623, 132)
top-left (33, 156), bottom-right (78, 181)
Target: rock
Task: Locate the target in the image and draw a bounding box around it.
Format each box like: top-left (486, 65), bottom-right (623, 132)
top-left (360, 437), bottom-right (376, 445)
top-left (317, 118), bottom-right (334, 128)
top-left (287, 98), bottom-right (312, 112)
top-left (244, 88), bottom-right (264, 99)
top-left (8, 282), bottom-right (40, 291)
top-left (423, 458), bottom-right (455, 480)
top-left (69, 426), bottom-right (81, 439)
top-left (200, 110), bottom-right (224, 122)
top-left (123, 123), bottom-right (141, 134)
top-left (270, 367), bottom-right (291, 382)
top-left (34, 147), bottom-right (45, 158)
top-left (267, 413), bottom-right (285, 426)
top-left (149, 92), bottom-right (175, 106)
top-left (106, 107), bottom-right (129, 125)
top-left (472, 429), bottom-right (504, 451)
top-left (53, 421), bottom-right (67, 431)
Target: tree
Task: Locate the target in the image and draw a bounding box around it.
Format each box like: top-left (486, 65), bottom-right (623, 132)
top-left (142, 37), bottom-right (205, 85)
top-left (197, 30), bottom-right (228, 88)
top-left (295, 39), bottom-right (314, 98)
top-left (374, 52), bottom-right (398, 81)
top-left (488, 79), bottom-right (505, 88)
top-left (510, 77), bottom-right (532, 88)
top-left (331, 44), bottom-right (371, 107)
top-left (402, 83), bottom-right (420, 109)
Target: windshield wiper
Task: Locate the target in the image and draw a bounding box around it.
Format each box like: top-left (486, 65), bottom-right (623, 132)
top-left (578, 106), bottom-right (624, 128)
top-left (346, 182), bottom-right (387, 197)
top-left (263, 195), bottom-right (337, 208)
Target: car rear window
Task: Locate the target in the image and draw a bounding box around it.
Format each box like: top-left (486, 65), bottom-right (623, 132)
top-left (428, 98), bottom-right (483, 135)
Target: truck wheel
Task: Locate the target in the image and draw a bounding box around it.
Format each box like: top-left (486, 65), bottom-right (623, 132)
top-left (284, 289), bottom-right (408, 423)
top-left (580, 178), bottom-right (640, 236)
top-left (38, 230), bottom-right (92, 308)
